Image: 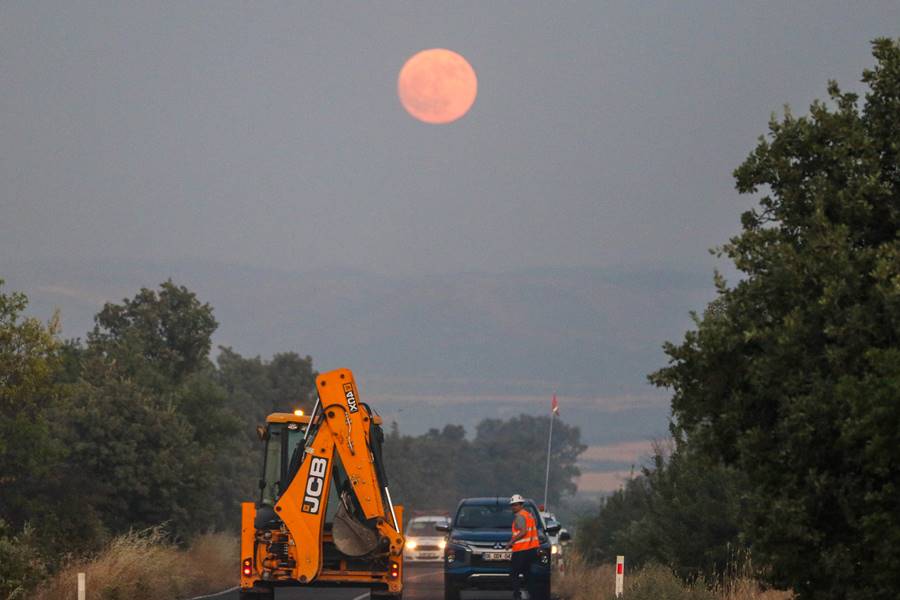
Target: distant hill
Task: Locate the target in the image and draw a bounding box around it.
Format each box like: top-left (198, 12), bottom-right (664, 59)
top-left (4, 257), bottom-right (714, 491)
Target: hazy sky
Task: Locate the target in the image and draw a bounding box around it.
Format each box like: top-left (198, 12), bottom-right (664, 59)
top-left (4, 3), bottom-right (900, 492)
top-left (4, 2), bottom-right (898, 277)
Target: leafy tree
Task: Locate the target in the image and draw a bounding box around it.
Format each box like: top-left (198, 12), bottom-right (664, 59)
top-left (0, 521), bottom-right (46, 599)
top-left (67, 282), bottom-right (245, 537)
top-left (577, 446), bottom-right (744, 581)
top-left (216, 347), bottom-right (316, 425)
top-left (0, 280), bottom-right (65, 540)
top-left (650, 39), bottom-right (900, 599)
top-left (383, 424), bottom-right (474, 511)
top-left (53, 378), bottom-right (219, 538)
top-left (473, 415), bottom-right (585, 506)
top-left (87, 280), bottom-right (217, 388)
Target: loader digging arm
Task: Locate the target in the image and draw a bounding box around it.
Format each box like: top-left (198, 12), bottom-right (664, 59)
top-left (273, 368), bottom-right (404, 584)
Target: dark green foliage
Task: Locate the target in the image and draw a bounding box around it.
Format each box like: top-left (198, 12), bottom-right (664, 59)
top-left (87, 281), bottom-right (217, 387)
top-left (0, 521), bottom-right (46, 599)
top-left (650, 39), bottom-right (900, 599)
top-left (383, 416), bottom-right (585, 512)
top-left (577, 447), bottom-right (744, 581)
top-left (214, 347), bottom-right (317, 517)
top-left (55, 378), bottom-right (219, 537)
top-left (215, 346), bottom-right (316, 427)
top-left (0, 280), bottom-right (69, 554)
top-left (473, 415), bottom-right (585, 504)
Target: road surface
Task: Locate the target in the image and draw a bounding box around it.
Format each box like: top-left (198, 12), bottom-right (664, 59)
top-left (201, 563), bottom-right (516, 599)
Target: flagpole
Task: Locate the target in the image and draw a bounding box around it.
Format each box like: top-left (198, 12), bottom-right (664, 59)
top-left (543, 401), bottom-right (555, 509)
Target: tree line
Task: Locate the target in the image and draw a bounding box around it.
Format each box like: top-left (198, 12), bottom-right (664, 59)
top-left (0, 280), bottom-right (585, 597)
top-left (576, 39), bottom-right (900, 600)
top-left (0, 280), bottom-right (319, 596)
top-left (383, 416), bottom-right (585, 514)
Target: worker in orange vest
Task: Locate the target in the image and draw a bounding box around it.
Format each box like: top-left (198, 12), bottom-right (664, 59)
top-left (506, 494), bottom-right (540, 600)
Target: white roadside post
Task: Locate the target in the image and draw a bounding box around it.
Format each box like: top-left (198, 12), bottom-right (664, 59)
top-left (77, 572), bottom-right (86, 600)
top-left (615, 555), bottom-right (624, 597)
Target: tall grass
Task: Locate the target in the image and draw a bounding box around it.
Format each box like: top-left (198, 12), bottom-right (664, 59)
top-left (33, 528), bottom-right (237, 600)
top-left (554, 554), bottom-right (793, 600)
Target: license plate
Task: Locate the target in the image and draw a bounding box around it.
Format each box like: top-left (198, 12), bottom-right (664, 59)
top-left (484, 551), bottom-right (512, 561)
top-left (420, 553), bottom-right (439, 558)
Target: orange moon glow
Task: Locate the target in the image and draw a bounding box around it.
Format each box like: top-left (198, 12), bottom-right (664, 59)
top-left (398, 48), bottom-right (478, 124)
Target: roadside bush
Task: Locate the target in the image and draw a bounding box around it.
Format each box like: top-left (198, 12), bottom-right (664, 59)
top-left (33, 528), bottom-right (237, 600)
top-left (554, 553), bottom-right (791, 600)
top-left (553, 553), bottom-right (616, 600)
top-left (626, 564), bottom-right (716, 600)
top-left (0, 522), bottom-right (47, 600)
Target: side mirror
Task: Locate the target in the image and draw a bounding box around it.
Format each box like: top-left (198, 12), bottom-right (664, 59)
top-left (435, 524), bottom-right (450, 533)
top-left (546, 524), bottom-right (561, 535)
top-left (559, 529), bottom-right (572, 542)
top-left (256, 425), bottom-right (269, 441)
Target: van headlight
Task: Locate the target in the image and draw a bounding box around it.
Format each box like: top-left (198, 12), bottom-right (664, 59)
top-left (405, 539), bottom-right (417, 550)
top-left (439, 539), bottom-right (447, 550)
top-left (551, 544), bottom-right (559, 555)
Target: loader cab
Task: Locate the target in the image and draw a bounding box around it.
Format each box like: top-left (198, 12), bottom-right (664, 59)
top-left (259, 413), bottom-right (311, 506)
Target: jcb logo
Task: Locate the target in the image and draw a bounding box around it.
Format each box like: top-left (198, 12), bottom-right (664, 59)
top-left (343, 383), bottom-right (359, 413)
top-left (301, 457), bottom-right (329, 514)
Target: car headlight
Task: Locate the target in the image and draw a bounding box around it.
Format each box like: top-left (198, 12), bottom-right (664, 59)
top-left (405, 539), bottom-right (417, 550)
top-left (551, 544), bottom-right (559, 555)
top-left (439, 539), bottom-right (447, 550)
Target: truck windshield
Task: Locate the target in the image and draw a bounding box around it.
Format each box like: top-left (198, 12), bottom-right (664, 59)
top-left (455, 504), bottom-right (541, 529)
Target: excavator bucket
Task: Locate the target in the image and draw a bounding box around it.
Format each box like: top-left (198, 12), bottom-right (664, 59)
top-left (333, 502), bottom-right (379, 556)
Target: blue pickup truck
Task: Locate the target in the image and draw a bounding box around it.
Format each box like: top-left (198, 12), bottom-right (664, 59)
top-left (437, 497), bottom-right (556, 600)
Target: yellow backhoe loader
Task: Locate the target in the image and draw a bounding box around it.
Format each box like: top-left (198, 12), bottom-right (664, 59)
top-left (240, 368), bottom-right (404, 599)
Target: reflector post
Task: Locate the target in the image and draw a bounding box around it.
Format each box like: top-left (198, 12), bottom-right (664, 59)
top-left (615, 555), bottom-right (624, 597)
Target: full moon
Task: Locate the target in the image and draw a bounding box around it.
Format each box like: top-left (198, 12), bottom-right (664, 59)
top-left (397, 48), bottom-right (478, 124)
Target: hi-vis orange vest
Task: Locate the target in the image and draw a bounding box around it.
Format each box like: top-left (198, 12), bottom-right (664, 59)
top-left (511, 510), bottom-right (540, 552)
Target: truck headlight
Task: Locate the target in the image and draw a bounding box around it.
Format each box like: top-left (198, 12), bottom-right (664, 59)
top-left (551, 544), bottom-right (559, 555)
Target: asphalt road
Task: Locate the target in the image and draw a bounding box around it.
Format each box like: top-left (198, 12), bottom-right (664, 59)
top-left (197, 563), bottom-right (516, 600)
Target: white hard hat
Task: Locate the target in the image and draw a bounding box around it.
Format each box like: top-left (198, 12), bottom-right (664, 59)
top-left (509, 494), bottom-right (526, 505)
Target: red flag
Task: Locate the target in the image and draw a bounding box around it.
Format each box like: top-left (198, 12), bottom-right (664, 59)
top-left (551, 394), bottom-right (560, 416)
